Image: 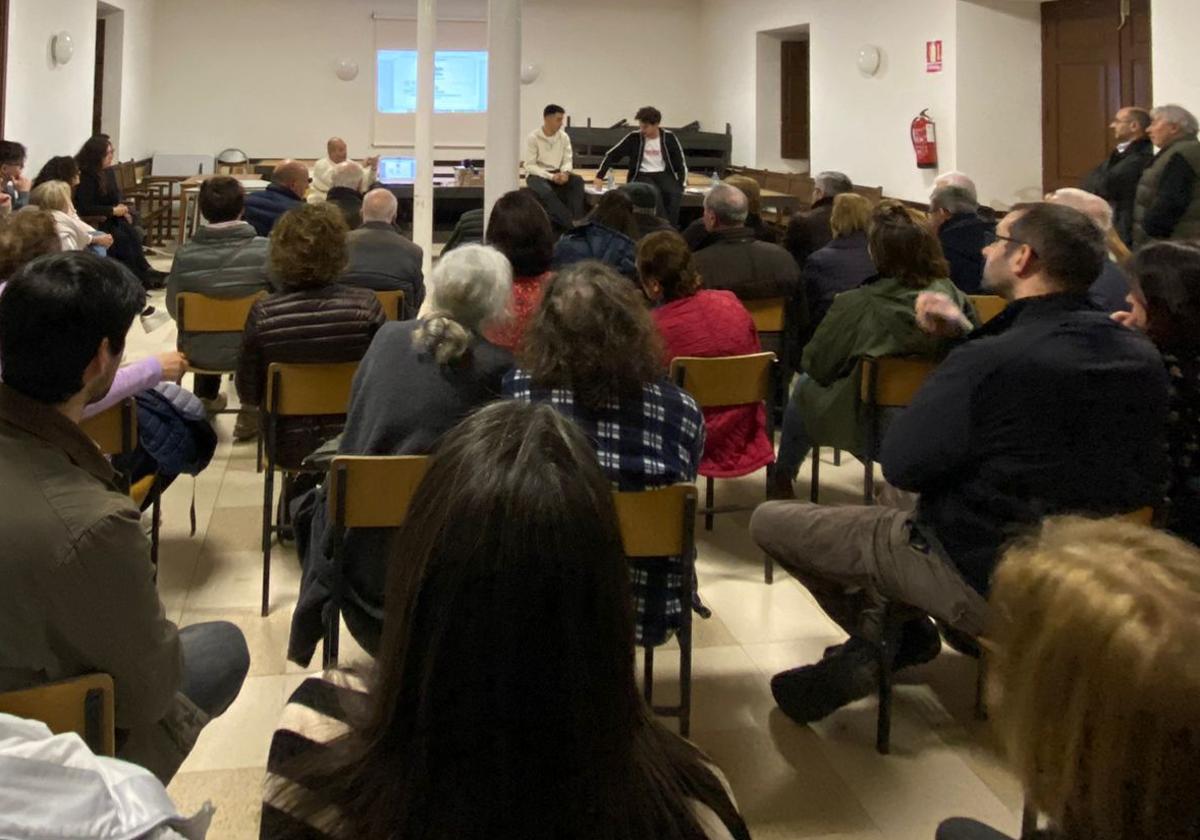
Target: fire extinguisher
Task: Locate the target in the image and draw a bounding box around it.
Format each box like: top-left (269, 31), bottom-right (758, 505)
top-left (911, 109), bottom-right (939, 170)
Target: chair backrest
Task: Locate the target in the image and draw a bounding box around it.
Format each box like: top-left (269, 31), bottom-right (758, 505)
top-left (851, 184), bottom-right (884, 204)
top-left (0, 674), bottom-right (116, 756)
top-left (79, 399), bottom-right (137, 456)
top-left (969, 294), bottom-right (1007, 325)
top-left (176, 291), bottom-right (267, 334)
top-left (670, 352), bottom-right (776, 409)
top-left (859, 356), bottom-right (938, 408)
top-left (743, 297), bottom-right (786, 333)
top-left (328, 455), bottom-right (430, 528)
top-left (1121, 506), bottom-right (1154, 526)
top-left (613, 484), bottom-right (698, 557)
top-left (374, 289), bottom-right (405, 322)
top-left (114, 160), bottom-right (139, 193)
top-left (265, 361), bottom-right (360, 417)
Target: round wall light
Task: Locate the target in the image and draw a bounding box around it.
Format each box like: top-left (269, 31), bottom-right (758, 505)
top-left (335, 59), bottom-right (360, 82)
top-left (52, 31), bottom-right (75, 66)
top-left (520, 62), bottom-right (541, 85)
top-left (856, 45), bottom-right (881, 77)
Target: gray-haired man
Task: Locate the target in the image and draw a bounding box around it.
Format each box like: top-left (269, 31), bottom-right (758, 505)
top-left (785, 170), bottom-right (852, 266)
top-left (1134, 104), bottom-right (1200, 244)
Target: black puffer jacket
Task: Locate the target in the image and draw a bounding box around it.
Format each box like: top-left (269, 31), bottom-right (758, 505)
top-left (236, 283), bottom-right (385, 466)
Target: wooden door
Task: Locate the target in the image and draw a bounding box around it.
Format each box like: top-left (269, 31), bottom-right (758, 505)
top-left (1042, 0), bottom-right (1152, 193)
top-left (781, 40), bottom-right (810, 161)
top-left (0, 0), bottom-right (8, 134)
top-left (93, 18), bottom-right (106, 136)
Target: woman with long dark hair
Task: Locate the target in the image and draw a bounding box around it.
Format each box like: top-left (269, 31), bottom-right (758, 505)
top-left (74, 134), bottom-right (162, 287)
top-left (261, 401), bottom-right (747, 840)
top-left (553, 190), bottom-right (640, 278)
top-left (484, 188), bottom-right (555, 351)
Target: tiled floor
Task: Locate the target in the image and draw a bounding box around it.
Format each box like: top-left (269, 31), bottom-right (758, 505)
top-left (124, 265), bottom-right (1024, 839)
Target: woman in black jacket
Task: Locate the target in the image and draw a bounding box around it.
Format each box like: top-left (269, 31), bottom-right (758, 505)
top-left (74, 134), bottom-right (162, 287)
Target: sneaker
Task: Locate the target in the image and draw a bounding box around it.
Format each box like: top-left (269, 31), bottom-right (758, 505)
top-left (142, 269), bottom-right (168, 290)
top-left (140, 306), bottom-right (170, 333)
top-left (199, 393), bottom-right (228, 417)
top-left (770, 637), bottom-right (880, 724)
top-left (233, 408), bottom-right (259, 442)
top-left (894, 616), bottom-right (943, 670)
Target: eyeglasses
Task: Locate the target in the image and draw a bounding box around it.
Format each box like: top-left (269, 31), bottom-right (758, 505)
top-left (984, 231), bottom-right (1026, 248)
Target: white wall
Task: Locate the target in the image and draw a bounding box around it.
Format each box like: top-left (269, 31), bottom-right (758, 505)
top-left (754, 29), bottom-right (811, 173)
top-left (1152, 0), bottom-right (1200, 110)
top-left (145, 0), bottom-right (705, 160)
top-left (4, 0), bottom-right (154, 173)
top-left (955, 0), bottom-right (1043, 208)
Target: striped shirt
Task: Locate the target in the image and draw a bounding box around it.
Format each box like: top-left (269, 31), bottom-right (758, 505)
top-left (261, 672), bottom-right (748, 840)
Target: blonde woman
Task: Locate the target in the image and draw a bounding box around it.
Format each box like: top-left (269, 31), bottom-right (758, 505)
top-left (938, 516), bottom-right (1200, 840)
top-left (28, 180), bottom-right (112, 253)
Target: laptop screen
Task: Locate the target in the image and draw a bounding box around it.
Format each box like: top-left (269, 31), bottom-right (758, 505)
top-left (378, 157), bottom-right (417, 183)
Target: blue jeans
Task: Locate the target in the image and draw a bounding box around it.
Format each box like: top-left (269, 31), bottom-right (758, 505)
top-left (776, 374), bottom-right (813, 481)
top-left (178, 621), bottom-right (250, 719)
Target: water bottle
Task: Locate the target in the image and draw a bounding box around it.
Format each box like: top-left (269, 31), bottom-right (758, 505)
top-left (711, 170), bottom-right (721, 187)
top-left (605, 171), bottom-right (615, 191)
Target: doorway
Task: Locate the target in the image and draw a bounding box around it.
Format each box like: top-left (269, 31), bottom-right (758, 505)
top-left (95, 3), bottom-right (124, 146)
top-left (1042, 0), bottom-right (1151, 193)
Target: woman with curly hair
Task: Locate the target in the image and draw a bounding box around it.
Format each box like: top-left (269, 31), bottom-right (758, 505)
top-left (503, 260), bottom-right (704, 647)
top-left (640, 230), bottom-right (774, 479)
top-left (235, 203), bottom-right (385, 454)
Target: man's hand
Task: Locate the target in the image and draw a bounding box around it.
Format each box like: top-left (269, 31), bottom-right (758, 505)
top-left (593, 177), bottom-right (606, 190)
top-left (15, 176), bottom-right (31, 193)
top-left (553, 172), bottom-right (569, 185)
top-left (157, 352), bottom-right (189, 383)
top-left (363, 155), bottom-right (380, 173)
top-left (94, 233), bottom-right (114, 247)
top-left (0, 193), bottom-right (11, 213)
top-left (112, 204), bottom-right (129, 218)
top-left (916, 291), bottom-right (973, 338)
top-left (1111, 309), bottom-right (1146, 331)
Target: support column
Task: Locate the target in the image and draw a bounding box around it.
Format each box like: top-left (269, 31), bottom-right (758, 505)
top-left (484, 0), bottom-right (522, 231)
top-left (414, 0), bottom-right (438, 275)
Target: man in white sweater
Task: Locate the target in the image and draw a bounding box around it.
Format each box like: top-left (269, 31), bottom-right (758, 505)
top-left (524, 104), bottom-right (586, 231)
top-left (308, 137), bottom-right (378, 205)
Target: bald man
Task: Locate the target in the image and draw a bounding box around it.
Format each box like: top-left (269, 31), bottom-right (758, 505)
top-left (308, 137), bottom-right (379, 205)
top-left (1046, 187), bottom-right (1132, 313)
top-left (1083, 107), bottom-right (1154, 245)
top-left (343, 188), bottom-right (424, 316)
top-left (244, 159), bottom-right (309, 236)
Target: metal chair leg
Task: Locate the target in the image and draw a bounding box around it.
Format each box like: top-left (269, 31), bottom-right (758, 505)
top-left (149, 484), bottom-right (162, 584)
top-left (810, 447), bottom-right (821, 503)
top-left (704, 477), bottom-right (714, 531)
top-left (322, 609), bottom-right (341, 670)
top-left (261, 466), bottom-right (274, 617)
top-left (974, 657), bottom-right (988, 721)
top-left (642, 645), bottom-right (654, 705)
top-left (876, 603), bottom-right (896, 755)
top-left (864, 457), bottom-right (876, 506)
top-left (833, 448), bottom-right (842, 466)
top-left (1020, 797), bottom-right (1038, 839)
top-left (679, 596), bottom-right (693, 739)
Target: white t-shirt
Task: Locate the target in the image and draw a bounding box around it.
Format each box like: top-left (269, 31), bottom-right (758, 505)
top-left (640, 136), bottom-right (666, 173)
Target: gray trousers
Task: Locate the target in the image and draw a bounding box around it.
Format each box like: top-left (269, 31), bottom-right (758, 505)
top-left (750, 501), bottom-right (989, 642)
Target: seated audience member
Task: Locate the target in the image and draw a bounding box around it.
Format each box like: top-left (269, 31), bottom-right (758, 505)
top-left (308, 137), bottom-right (377, 205)
top-left (594, 105), bottom-right (688, 226)
top-left (1116, 242), bottom-right (1200, 546)
top-left (524, 103), bottom-right (586, 231)
top-left (683, 175), bottom-right (777, 251)
top-left (32, 155), bottom-right (80, 189)
top-left (234, 204), bottom-right (385, 448)
top-left (771, 201), bottom-right (974, 499)
top-left (621, 181), bottom-right (674, 239)
top-left (1045, 187), bottom-right (1132, 312)
top-left (504, 262), bottom-right (704, 647)
top-left (692, 183), bottom-right (805, 373)
top-left (0, 140), bottom-right (30, 212)
top-left (74, 134), bottom-right (164, 288)
top-left (553, 190), bottom-right (640, 279)
top-left (937, 517), bottom-right (1200, 840)
top-left (752, 202), bottom-right (1168, 725)
top-left (343, 188), bottom-right (424, 314)
top-left (484, 189), bottom-right (555, 351)
top-left (289, 245), bottom-right (514, 663)
top-left (325, 161), bottom-right (368, 230)
top-left (1133, 104), bottom-right (1200, 245)
top-left (244, 160), bottom-right (309, 237)
top-left (263, 402), bottom-right (747, 840)
top-left (440, 207), bottom-right (484, 254)
top-left (167, 175), bottom-right (273, 415)
top-left (0, 251), bottom-right (248, 784)
top-left (0, 212), bottom-right (185, 422)
top-left (802, 192), bottom-right (876, 333)
top-left (785, 170), bottom-right (852, 266)
top-left (929, 179), bottom-right (995, 294)
top-left (29, 180), bottom-right (114, 253)
top-left (641, 231), bottom-right (773, 479)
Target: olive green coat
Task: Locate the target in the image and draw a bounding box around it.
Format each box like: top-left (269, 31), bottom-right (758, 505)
top-left (797, 276), bottom-right (976, 453)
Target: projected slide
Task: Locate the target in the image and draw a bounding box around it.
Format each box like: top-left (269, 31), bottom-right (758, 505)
top-left (377, 50), bottom-right (489, 114)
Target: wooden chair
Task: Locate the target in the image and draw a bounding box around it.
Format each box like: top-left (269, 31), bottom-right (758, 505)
top-left (0, 674), bottom-right (116, 756)
top-left (115, 159), bottom-right (171, 246)
top-left (176, 291), bottom-right (267, 413)
top-left (614, 484), bottom-right (699, 736)
top-left (259, 362), bottom-right (360, 616)
top-left (670, 353), bottom-right (777, 582)
top-left (968, 294), bottom-right (1007, 325)
top-left (743, 297), bottom-right (791, 422)
top-left (373, 289), bottom-right (406, 322)
top-left (859, 356), bottom-right (938, 505)
top-left (324, 455), bottom-right (430, 667)
top-left (80, 400), bottom-right (163, 571)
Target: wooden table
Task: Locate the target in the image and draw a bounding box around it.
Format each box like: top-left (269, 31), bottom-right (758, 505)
top-left (176, 173), bottom-right (270, 245)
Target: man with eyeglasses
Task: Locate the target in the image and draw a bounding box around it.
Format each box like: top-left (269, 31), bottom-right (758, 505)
top-left (1083, 107), bottom-right (1153, 246)
top-left (752, 202), bottom-right (1168, 727)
